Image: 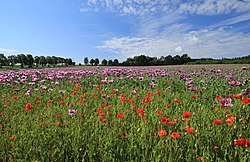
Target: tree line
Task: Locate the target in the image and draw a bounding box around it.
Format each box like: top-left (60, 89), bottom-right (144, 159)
top-left (84, 54), bottom-right (249, 66)
top-left (83, 57), bottom-right (119, 66)
top-left (1, 53), bottom-right (249, 68)
top-left (0, 53), bottom-right (75, 68)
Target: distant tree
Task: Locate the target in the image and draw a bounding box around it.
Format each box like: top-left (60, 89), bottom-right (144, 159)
top-left (16, 54), bottom-right (27, 68)
top-left (68, 58), bottom-right (73, 65)
top-left (134, 55), bottom-right (148, 66)
top-left (51, 56), bottom-right (58, 67)
top-left (181, 54), bottom-right (191, 64)
top-left (101, 59), bottom-right (108, 66)
top-left (94, 58), bottom-right (99, 65)
top-left (90, 59), bottom-right (95, 65)
top-left (108, 59), bottom-right (113, 66)
top-left (64, 58), bottom-right (73, 66)
top-left (173, 55), bottom-right (181, 65)
top-left (149, 57), bottom-right (157, 66)
top-left (34, 56), bottom-right (40, 67)
top-left (46, 56), bottom-right (53, 65)
top-left (113, 59), bottom-right (119, 66)
top-left (39, 56), bottom-right (47, 67)
top-left (165, 55), bottom-right (173, 65)
top-left (57, 57), bottom-right (65, 65)
top-left (8, 55), bottom-right (17, 67)
top-left (84, 57), bottom-right (89, 65)
top-left (0, 53), bottom-right (7, 68)
top-left (26, 54), bottom-right (34, 68)
top-left (158, 56), bottom-right (165, 65)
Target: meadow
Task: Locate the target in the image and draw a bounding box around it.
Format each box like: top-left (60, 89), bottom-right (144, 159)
top-left (0, 64), bottom-right (249, 161)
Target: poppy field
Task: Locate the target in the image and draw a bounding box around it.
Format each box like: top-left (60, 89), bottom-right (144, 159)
top-left (0, 65), bottom-right (249, 161)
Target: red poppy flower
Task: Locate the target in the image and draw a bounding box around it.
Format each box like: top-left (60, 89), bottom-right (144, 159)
top-left (171, 132), bottom-right (180, 139)
top-left (158, 129), bottom-right (167, 137)
top-left (197, 156), bottom-right (203, 161)
top-left (214, 146), bottom-right (219, 152)
top-left (213, 120), bottom-right (223, 125)
top-left (120, 132), bottom-right (126, 137)
top-left (26, 103), bottom-right (32, 109)
top-left (10, 135), bottom-right (15, 141)
top-left (66, 102), bottom-right (70, 106)
top-left (161, 117), bottom-right (170, 125)
top-left (226, 117), bottom-right (234, 125)
top-left (117, 112), bottom-right (124, 118)
top-left (191, 95), bottom-right (197, 99)
top-left (58, 101), bottom-right (64, 105)
top-left (156, 110), bottom-right (162, 115)
top-left (120, 97), bottom-right (126, 102)
top-left (79, 114), bottom-right (84, 118)
top-left (242, 119), bottom-right (247, 123)
top-left (136, 108), bottom-right (143, 114)
top-left (242, 98), bottom-right (250, 104)
top-left (234, 138), bottom-right (248, 147)
top-left (151, 132), bottom-right (156, 136)
top-left (166, 103), bottom-right (171, 107)
top-left (101, 119), bottom-right (107, 124)
top-left (233, 94), bottom-right (242, 99)
top-left (183, 112), bottom-right (192, 118)
top-left (128, 98), bottom-right (134, 103)
top-left (215, 96), bottom-right (221, 101)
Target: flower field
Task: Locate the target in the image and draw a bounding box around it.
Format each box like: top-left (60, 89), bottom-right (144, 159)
top-left (0, 65), bottom-right (249, 161)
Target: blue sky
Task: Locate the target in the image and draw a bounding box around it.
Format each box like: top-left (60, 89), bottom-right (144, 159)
top-left (0, 0), bottom-right (250, 63)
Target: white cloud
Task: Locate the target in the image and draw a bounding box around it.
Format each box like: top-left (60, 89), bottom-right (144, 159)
top-left (80, 0), bottom-right (180, 15)
top-left (175, 46), bottom-right (183, 53)
top-left (0, 48), bottom-right (16, 54)
top-left (97, 28), bottom-right (250, 59)
top-left (179, 0), bottom-right (250, 15)
top-left (81, 0), bottom-right (250, 16)
top-left (81, 0), bottom-right (250, 59)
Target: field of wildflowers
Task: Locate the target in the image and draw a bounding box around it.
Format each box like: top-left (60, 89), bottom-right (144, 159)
top-left (0, 65), bottom-right (249, 161)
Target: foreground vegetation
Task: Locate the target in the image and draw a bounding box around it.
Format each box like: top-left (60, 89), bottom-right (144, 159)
top-left (0, 65), bottom-right (249, 161)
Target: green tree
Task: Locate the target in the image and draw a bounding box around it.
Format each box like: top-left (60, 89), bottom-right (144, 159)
top-left (181, 54), bottom-right (191, 64)
top-left (165, 55), bottom-right (173, 65)
top-left (173, 55), bottom-right (181, 65)
top-left (94, 58), bottom-right (99, 65)
top-left (101, 59), bottom-right (108, 66)
top-left (17, 54), bottom-right (27, 68)
top-left (84, 57), bottom-right (89, 65)
top-left (0, 53), bottom-right (7, 68)
top-left (39, 56), bottom-right (47, 67)
top-left (52, 56), bottom-right (58, 67)
top-left (26, 54), bottom-right (34, 68)
top-left (108, 59), bottom-right (113, 66)
top-left (8, 55), bottom-right (17, 67)
top-left (90, 59), bottom-right (95, 65)
top-left (113, 59), bottom-right (119, 66)
top-left (34, 56), bottom-right (40, 67)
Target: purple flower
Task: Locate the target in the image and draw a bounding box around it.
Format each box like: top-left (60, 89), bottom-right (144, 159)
top-left (228, 81), bottom-right (242, 86)
top-left (241, 88), bottom-right (250, 95)
top-left (220, 98), bottom-right (233, 107)
top-left (241, 67), bottom-right (249, 70)
top-left (131, 89), bottom-right (137, 94)
top-left (189, 87), bottom-right (198, 92)
top-left (138, 77), bottom-right (144, 81)
top-left (58, 90), bottom-right (66, 93)
top-left (68, 109), bottom-right (78, 116)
